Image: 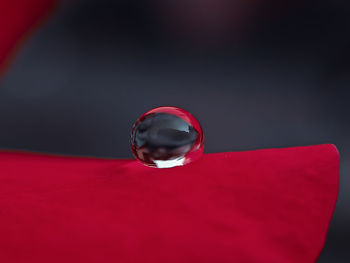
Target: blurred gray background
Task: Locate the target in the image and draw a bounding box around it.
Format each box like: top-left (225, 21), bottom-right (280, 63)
top-left (0, 0), bottom-right (349, 261)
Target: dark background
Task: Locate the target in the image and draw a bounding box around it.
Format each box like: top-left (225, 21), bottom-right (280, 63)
top-left (0, 0), bottom-right (349, 261)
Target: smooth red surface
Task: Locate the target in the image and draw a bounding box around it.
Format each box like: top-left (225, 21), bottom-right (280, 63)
top-left (0, 0), bottom-right (56, 74)
top-left (0, 144), bottom-right (339, 263)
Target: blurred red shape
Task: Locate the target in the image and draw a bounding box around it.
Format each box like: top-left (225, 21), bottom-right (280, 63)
top-left (0, 0), bottom-right (57, 75)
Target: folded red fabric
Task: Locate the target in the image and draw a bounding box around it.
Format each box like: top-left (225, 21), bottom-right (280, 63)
top-left (0, 0), bottom-right (56, 74)
top-left (0, 144), bottom-right (339, 263)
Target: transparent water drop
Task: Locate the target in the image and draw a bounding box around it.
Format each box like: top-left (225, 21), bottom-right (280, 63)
top-left (130, 106), bottom-right (204, 168)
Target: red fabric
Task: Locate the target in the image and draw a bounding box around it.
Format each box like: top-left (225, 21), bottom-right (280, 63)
top-left (0, 144), bottom-right (339, 263)
top-left (0, 0), bottom-right (56, 74)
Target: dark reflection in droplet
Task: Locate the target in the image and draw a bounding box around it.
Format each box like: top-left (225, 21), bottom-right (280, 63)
top-left (130, 107), bottom-right (204, 168)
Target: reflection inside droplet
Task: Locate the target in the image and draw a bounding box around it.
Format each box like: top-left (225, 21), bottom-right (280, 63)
top-left (130, 107), bottom-right (204, 168)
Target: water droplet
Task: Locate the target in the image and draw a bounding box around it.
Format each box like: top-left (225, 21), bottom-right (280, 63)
top-left (130, 107), bottom-right (204, 168)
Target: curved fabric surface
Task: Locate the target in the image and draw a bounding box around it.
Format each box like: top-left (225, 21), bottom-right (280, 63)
top-left (0, 144), bottom-right (339, 263)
